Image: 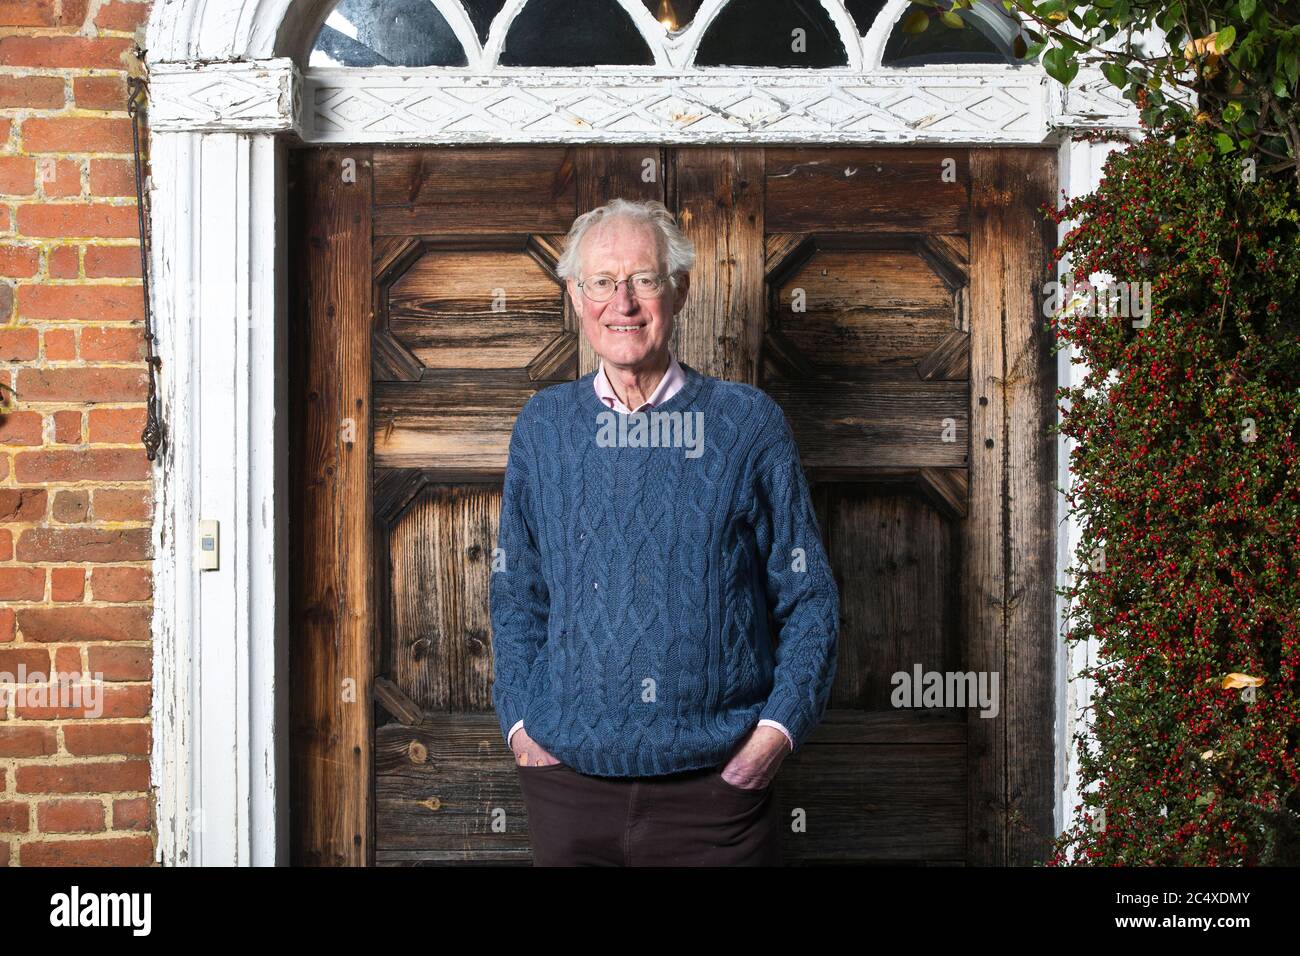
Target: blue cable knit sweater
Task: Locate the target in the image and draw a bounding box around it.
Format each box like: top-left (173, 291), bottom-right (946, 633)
top-left (490, 360), bottom-right (839, 777)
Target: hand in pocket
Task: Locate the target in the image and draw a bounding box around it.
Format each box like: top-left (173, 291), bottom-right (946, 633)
top-left (511, 727), bottom-right (562, 767)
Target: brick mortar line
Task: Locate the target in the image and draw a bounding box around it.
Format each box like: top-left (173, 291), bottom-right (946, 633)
top-left (3, 605), bottom-right (155, 610)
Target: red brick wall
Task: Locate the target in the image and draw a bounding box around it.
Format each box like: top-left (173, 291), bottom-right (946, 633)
top-left (0, 0), bottom-right (155, 866)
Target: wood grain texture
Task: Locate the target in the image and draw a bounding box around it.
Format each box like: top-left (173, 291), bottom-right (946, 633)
top-left (669, 147), bottom-right (766, 384)
top-left (289, 148), bottom-right (375, 866)
top-left (386, 247), bottom-right (564, 370)
top-left (771, 244), bottom-right (961, 374)
top-left (385, 484), bottom-right (496, 712)
top-left (764, 379), bottom-right (969, 469)
top-left (997, 148), bottom-right (1059, 866)
top-left (372, 147), bottom-right (577, 233)
top-left (828, 489), bottom-right (962, 710)
top-left (965, 147), bottom-right (1058, 865)
top-left (766, 149), bottom-right (970, 234)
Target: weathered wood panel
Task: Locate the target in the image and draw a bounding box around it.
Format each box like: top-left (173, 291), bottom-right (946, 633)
top-left (965, 147), bottom-right (1058, 865)
top-left (386, 484), bottom-right (497, 711)
top-left (289, 148), bottom-right (374, 866)
top-left (766, 149), bottom-right (970, 235)
top-left (764, 379), bottom-right (969, 469)
top-left (772, 246), bottom-right (963, 373)
top-left (669, 147), bottom-right (766, 384)
top-left (994, 148), bottom-right (1058, 866)
top-left (371, 147), bottom-right (577, 233)
top-left (828, 489), bottom-right (962, 711)
top-left (386, 243), bottom-right (566, 371)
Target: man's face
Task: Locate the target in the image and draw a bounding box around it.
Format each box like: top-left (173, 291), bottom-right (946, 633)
top-left (567, 217), bottom-right (689, 371)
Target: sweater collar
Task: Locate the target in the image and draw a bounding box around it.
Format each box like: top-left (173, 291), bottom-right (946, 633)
top-left (593, 350), bottom-right (686, 412)
top-left (580, 354), bottom-right (706, 417)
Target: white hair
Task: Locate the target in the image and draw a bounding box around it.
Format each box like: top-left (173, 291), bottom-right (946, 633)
top-left (555, 198), bottom-right (696, 289)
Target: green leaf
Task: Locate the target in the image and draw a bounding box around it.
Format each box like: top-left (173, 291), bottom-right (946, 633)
top-left (901, 8), bottom-right (930, 33)
top-left (940, 10), bottom-right (966, 29)
top-left (1192, 150), bottom-right (1211, 167)
top-left (1100, 61), bottom-right (1126, 87)
top-left (1056, 35), bottom-right (1087, 55)
top-left (1159, 3), bottom-right (1183, 31)
top-left (1214, 26), bottom-right (1236, 53)
top-left (1239, 0), bottom-right (1256, 18)
top-left (1222, 100), bottom-right (1243, 122)
top-left (1044, 46), bottom-right (1080, 85)
top-left (1215, 132), bottom-right (1236, 153)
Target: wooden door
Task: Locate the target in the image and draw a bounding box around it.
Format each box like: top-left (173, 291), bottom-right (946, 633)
top-left (288, 145), bottom-right (1058, 866)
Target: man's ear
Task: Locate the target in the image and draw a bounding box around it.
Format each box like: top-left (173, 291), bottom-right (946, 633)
top-left (673, 273), bottom-right (690, 314)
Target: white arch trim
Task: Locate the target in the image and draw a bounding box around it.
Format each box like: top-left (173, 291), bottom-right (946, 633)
top-left (311, 0), bottom-right (1034, 74)
top-left (144, 0), bottom-right (1138, 865)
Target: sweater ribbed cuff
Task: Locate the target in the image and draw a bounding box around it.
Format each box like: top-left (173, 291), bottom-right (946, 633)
top-left (493, 691), bottom-right (528, 748)
top-left (758, 689), bottom-right (817, 755)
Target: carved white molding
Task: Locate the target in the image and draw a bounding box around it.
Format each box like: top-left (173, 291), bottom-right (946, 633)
top-left (1055, 68), bottom-right (1143, 130)
top-left (304, 68), bottom-right (1057, 144)
top-left (143, 59), bottom-right (1143, 144)
top-left (148, 59), bottom-right (300, 133)
top-left (147, 0), bottom-right (300, 61)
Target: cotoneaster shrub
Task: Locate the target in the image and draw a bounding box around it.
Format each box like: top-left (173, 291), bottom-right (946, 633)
top-left (1047, 120), bottom-right (1300, 865)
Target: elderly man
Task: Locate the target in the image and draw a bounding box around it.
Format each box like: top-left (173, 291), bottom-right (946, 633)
top-left (490, 198), bottom-right (839, 866)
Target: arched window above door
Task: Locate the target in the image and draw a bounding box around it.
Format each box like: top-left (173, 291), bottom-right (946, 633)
top-left (881, 0), bottom-right (1023, 66)
top-left (307, 0), bottom-right (1031, 70)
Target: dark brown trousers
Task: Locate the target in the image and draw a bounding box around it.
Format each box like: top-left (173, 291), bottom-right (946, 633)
top-left (516, 760), bottom-right (783, 866)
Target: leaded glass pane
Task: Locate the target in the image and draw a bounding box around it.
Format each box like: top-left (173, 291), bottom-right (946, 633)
top-left (882, 0), bottom-right (1022, 66)
top-left (309, 0), bottom-right (467, 67)
top-left (845, 0), bottom-right (888, 36)
top-left (639, 0), bottom-right (703, 32)
top-left (694, 0), bottom-right (849, 67)
top-left (462, 0), bottom-right (508, 44)
top-left (501, 0), bottom-right (655, 66)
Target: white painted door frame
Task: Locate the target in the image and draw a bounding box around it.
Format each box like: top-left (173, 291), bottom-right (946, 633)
top-left (143, 0), bottom-right (1138, 865)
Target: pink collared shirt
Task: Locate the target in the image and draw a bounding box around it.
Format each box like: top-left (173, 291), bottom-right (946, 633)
top-left (506, 352), bottom-right (796, 757)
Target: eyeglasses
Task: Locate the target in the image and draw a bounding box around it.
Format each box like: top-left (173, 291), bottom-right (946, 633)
top-left (576, 271), bottom-right (667, 302)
